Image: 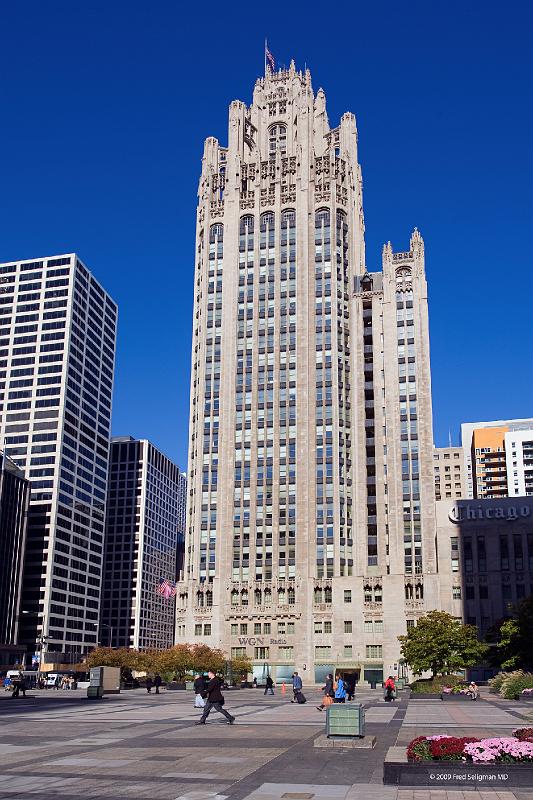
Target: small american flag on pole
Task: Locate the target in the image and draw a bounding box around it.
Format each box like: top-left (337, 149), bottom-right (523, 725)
top-left (157, 577), bottom-right (177, 599)
top-left (265, 41), bottom-right (275, 72)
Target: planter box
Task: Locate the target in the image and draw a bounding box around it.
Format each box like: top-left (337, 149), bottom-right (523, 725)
top-left (440, 693), bottom-right (476, 701)
top-left (519, 694), bottom-right (533, 703)
top-left (384, 746), bottom-right (533, 787)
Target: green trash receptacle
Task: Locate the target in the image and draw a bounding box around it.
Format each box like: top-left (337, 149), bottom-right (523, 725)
top-left (87, 685), bottom-right (103, 699)
top-left (326, 703), bottom-right (365, 738)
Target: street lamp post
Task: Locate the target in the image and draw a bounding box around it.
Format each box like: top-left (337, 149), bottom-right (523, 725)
top-left (21, 610), bottom-right (48, 672)
top-left (91, 623), bottom-right (113, 648)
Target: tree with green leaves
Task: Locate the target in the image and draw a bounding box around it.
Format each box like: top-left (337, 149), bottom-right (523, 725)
top-left (489, 595), bottom-right (533, 670)
top-left (398, 610), bottom-right (488, 677)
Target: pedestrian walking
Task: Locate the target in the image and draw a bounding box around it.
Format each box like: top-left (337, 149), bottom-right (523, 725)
top-left (154, 673), bottom-right (162, 695)
top-left (11, 673), bottom-right (26, 699)
top-left (384, 675), bottom-right (396, 702)
top-left (264, 675), bottom-right (274, 695)
top-left (334, 674), bottom-right (346, 703)
top-left (291, 671), bottom-right (302, 702)
top-left (193, 673), bottom-right (207, 708)
top-left (316, 673), bottom-right (335, 711)
top-left (54, 675), bottom-right (61, 690)
top-left (195, 670), bottom-right (235, 725)
top-left (146, 675), bottom-right (153, 694)
top-left (346, 676), bottom-right (355, 701)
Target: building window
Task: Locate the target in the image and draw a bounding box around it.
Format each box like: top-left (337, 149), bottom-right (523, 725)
top-left (406, 619), bottom-right (415, 630)
top-left (344, 590), bottom-right (352, 603)
top-left (254, 623), bottom-right (261, 635)
top-left (314, 621), bottom-right (322, 634)
top-left (231, 624), bottom-right (238, 635)
top-left (324, 620), bottom-right (332, 634)
top-left (366, 644), bottom-right (383, 659)
top-left (364, 620), bottom-right (373, 633)
top-left (452, 586), bottom-right (461, 600)
top-left (315, 645), bottom-right (332, 659)
top-left (268, 123), bottom-right (287, 155)
top-left (343, 645), bottom-right (353, 658)
top-left (287, 622), bottom-right (295, 634)
top-left (344, 621), bottom-right (352, 634)
top-left (204, 624), bottom-right (211, 636)
top-left (279, 646), bottom-right (294, 660)
top-left (255, 647), bottom-right (270, 659)
top-left (240, 623), bottom-right (248, 634)
top-left (194, 624), bottom-right (202, 636)
top-left (263, 623), bottom-right (271, 634)
top-left (231, 647), bottom-right (246, 658)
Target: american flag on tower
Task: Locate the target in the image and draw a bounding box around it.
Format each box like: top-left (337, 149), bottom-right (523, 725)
top-left (265, 41), bottom-right (275, 72)
top-left (157, 577), bottom-right (177, 599)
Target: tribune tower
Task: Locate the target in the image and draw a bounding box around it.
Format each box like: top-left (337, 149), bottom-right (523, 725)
top-left (176, 62), bottom-right (440, 685)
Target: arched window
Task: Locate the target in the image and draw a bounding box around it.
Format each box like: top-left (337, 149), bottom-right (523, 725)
top-left (314, 586), bottom-right (323, 604)
top-left (405, 583), bottom-right (413, 600)
top-left (364, 584), bottom-right (373, 602)
top-left (281, 209), bottom-right (296, 227)
top-left (315, 208), bottom-right (330, 227)
top-left (415, 582), bottom-right (424, 600)
top-left (260, 212), bottom-right (275, 231)
top-left (241, 589), bottom-right (248, 606)
top-left (278, 587), bottom-right (286, 605)
top-left (269, 123), bottom-right (287, 155)
top-left (264, 588), bottom-right (272, 606)
top-left (231, 589), bottom-right (239, 605)
top-left (239, 215), bottom-right (254, 235)
top-left (288, 587), bottom-right (295, 605)
top-left (209, 223), bottom-right (224, 243)
top-left (196, 591), bottom-right (204, 607)
top-left (374, 584), bottom-right (382, 603)
top-left (396, 267), bottom-right (411, 288)
top-left (254, 588), bottom-right (262, 606)
top-left (205, 590), bottom-right (213, 607)
top-left (324, 586), bottom-right (332, 604)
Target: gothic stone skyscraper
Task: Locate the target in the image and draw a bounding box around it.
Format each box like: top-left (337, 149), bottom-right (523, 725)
top-left (177, 63), bottom-right (440, 685)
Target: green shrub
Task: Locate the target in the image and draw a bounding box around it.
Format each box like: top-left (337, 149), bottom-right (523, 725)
top-left (410, 675), bottom-right (462, 694)
top-left (488, 672), bottom-right (507, 692)
top-left (500, 670), bottom-right (533, 699)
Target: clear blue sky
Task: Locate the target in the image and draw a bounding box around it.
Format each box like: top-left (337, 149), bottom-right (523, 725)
top-left (2, 0), bottom-right (532, 467)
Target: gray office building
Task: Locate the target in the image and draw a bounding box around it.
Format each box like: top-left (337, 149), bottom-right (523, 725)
top-left (102, 437), bottom-right (186, 649)
top-left (0, 452), bottom-right (30, 647)
top-left (0, 254), bottom-right (117, 664)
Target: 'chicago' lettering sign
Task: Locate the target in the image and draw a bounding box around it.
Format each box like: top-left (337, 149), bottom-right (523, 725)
top-left (449, 504), bottom-right (531, 523)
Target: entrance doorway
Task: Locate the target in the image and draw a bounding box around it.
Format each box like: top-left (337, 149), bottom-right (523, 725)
top-left (336, 669), bottom-right (360, 697)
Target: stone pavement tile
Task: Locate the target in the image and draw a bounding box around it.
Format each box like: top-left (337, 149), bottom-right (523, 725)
top-left (344, 785), bottom-right (397, 799)
top-left (43, 756), bottom-right (134, 767)
top-left (162, 772), bottom-right (220, 779)
top-left (174, 792), bottom-right (229, 800)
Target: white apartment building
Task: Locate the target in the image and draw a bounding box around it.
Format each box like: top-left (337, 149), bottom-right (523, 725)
top-left (176, 63), bottom-right (443, 686)
top-left (506, 429), bottom-right (533, 497)
top-left (461, 419), bottom-right (533, 499)
top-left (0, 254), bottom-right (117, 664)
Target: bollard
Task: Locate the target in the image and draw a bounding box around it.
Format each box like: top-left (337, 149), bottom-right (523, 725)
top-left (281, 682), bottom-right (286, 695)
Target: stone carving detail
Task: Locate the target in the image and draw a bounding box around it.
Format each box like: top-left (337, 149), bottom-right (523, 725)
top-left (210, 201), bottom-right (224, 218)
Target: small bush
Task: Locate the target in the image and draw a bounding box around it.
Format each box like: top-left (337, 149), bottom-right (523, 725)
top-left (410, 675), bottom-right (462, 694)
top-left (488, 672), bottom-right (507, 692)
top-left (513, 728), bottom-right (533, 741)
top-left (429, 736), bottom-right (479, 761)
top-left (407, 736), bottom-right (432, 761)
top-left (500, 671), bottom-right (533, 700)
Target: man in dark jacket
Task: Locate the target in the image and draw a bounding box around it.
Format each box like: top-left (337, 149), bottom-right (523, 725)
top-left (11, 673), bottom-right (27, 698)
top-left (264, 675), bottom-right (274, 695)
top-left (196, 670), bottom-right (235, 725)
top-left (154, 674), bottom-right (162, 695)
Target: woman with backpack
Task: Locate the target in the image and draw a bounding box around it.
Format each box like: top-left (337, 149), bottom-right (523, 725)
top-left (334, 674), bottom-right (346, 703)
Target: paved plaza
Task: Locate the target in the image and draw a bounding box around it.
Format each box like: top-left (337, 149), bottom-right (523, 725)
top-left (0, 687), bottom-right (532, 800)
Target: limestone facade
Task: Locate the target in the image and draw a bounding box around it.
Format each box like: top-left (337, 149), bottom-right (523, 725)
top-left (176, 63), bottom-right (445, 685)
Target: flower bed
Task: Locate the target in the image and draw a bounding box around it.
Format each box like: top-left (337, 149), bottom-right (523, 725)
top-left (383, 731), bottom-right (533, 786)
